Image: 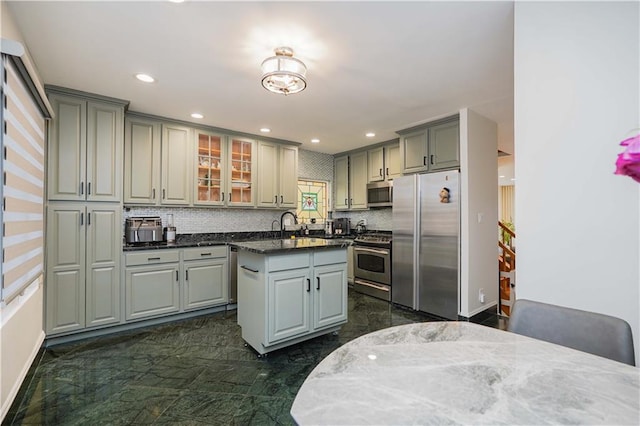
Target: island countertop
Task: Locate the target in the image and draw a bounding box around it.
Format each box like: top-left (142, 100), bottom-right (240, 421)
top-left (291, 321), bottom-right (640, 425)
top-left (230, 237), bottom-right (351, 254)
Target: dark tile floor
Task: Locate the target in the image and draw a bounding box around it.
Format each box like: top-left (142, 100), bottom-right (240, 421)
top-left (3, 289), bottom-right (507, 425)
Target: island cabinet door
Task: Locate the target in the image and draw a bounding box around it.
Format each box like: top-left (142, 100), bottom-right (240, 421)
top-left (267, 268), bottom-right (311, 343)
top-left (313, 263), bottom-right (348, 330)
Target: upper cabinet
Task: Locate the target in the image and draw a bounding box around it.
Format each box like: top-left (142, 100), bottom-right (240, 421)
top-left (399, 117), bottom-right (459, 174)
top-left (334, 151), bottom-right (367, 211)
top-left (368, 141), bottom-right (402, 182)
top-left (124, 117), bottom-right (192, 206)
top-left (227, 137), bottom-right (255, 207)
top-left (257, 141), bottom-right (298, 209)
top-left (47, 90), bottom-right (126, 202)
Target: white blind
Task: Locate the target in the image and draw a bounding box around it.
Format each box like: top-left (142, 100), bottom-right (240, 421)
top-left (500, 184), bottom-right (515, 223)
top-left (1, 56), bottom-right (46, 303)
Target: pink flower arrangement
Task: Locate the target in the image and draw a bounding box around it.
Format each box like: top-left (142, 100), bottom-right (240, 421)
top-left (615, 133), bottom-right (640, 183)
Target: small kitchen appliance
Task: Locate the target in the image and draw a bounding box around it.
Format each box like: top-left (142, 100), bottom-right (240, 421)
top-left (125, 216), bottom-right (163, 244)
top-left (164, 214), bottom-right (176, 243)
top-left (333, 218), bottom-right (350, 235)
top-left (325, 219), bottom-right (334, 236)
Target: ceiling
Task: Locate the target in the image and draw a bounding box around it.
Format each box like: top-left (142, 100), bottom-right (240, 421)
top-left (7, 1), bottom-right (514, 156)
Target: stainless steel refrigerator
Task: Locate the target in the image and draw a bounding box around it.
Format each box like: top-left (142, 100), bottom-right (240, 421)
top-left (392, 171), bottom-right (460, 319)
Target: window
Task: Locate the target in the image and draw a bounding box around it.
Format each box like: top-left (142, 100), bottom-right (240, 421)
top-left (297, 180), bottom-right (328, 224)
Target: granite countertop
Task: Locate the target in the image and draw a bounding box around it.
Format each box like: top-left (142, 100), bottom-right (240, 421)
top-left (230, 237), bottom-right (351, 254)
top-left (291, 322), bottom-right (640, 425)
top-left (123, 231), bottom-right (358, 252)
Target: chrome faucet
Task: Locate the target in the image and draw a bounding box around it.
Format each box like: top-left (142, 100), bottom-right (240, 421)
top-left (280, 211), bottom-right (298, 239)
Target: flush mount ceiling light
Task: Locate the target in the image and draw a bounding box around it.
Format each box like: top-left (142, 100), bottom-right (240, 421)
top-left (261, 46), bottom-right (307, 95)
top-left (135, 73), bottom-right (155, 83)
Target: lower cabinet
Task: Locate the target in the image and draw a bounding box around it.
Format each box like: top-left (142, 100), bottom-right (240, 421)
top-left (124, 246), bottom-right (228, 322)
top-left (238, 248), bottom-right (348, 355)
top-left (46, 202), bottom-right (121, 335)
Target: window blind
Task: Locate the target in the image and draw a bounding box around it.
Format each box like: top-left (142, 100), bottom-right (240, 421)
top-left (1, 54), bottom-right (47, 303)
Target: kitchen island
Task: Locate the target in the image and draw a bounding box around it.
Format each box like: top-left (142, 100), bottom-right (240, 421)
top-left (231, 238), bottom-right (350, 355)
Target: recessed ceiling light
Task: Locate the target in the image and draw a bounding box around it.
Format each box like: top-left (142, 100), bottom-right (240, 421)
top-left (499, 175), bottom-right (505, 178)
top-left (510, 178), bottom-right (516, 181)
top-left (135, 73), bottom-right (155, 83)
top-left (311, 138), bottom-right (320, 143)
top-left (168, 0), bottom-right (185, 3)
top-left (191, 113), bottom-right (204, 119)
top-left (260, 128), bottom-right (271, 133)
top-left (365, 132), bottom-right (375, 138)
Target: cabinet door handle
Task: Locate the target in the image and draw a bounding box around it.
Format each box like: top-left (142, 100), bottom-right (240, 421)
top-left (350, 198), bottom-right (353, 206)
top-left (316, 277), bottom-right (320, 290)
top-left (80, 182), bottom-right (84, 195)
top-left (430, 155), bottom-right (434, 165)
top-left (240, 265), bottom-right (259, 273)
top-left (423, 156), bottom-right (427, 166)
top-left (344, 198), bottom-right (348, 205)
top-left (176, 270), bottom-right (179, 281)
top-left (80, 212), bottom-right (84, 226)
top-left (163, 189), bottom-right (166, 199)
top-left (274, 195), bottom-right (277, 204)
top-left (280, 195), bottom-right (283, 204)
top-left (87, 182), bottom-right (91, 195)
top-left (186, 270), bottom-right (189, 281)
top-left (229, 193), bottom-right (231, 202)
top-left (386, 167), bottom-right (389, 176)
top-left (222, 192), bottom-right (225, 202)
top-left (87, 212), bottom-right (91, 226)
top-left (306, 278), bottom-right (311, 292)
top-left (152, 188), bottom-right (156, 199)
top-left (379, 168), bottom-right (382, 177)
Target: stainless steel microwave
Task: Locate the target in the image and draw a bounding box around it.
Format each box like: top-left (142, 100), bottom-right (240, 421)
top-left (367, 181), bottom-right (393, 207)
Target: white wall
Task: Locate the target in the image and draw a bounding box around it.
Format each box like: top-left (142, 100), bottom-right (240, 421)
top-left (459, 108), bottom-right (499, 317)
top-left (514, 1), bottom-right (640, 364)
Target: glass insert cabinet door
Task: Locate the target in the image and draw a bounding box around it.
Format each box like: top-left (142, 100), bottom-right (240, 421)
top-left (196, 132), bottom-right (224, 204)
top-left (229, 138), bottom-right (253, 205)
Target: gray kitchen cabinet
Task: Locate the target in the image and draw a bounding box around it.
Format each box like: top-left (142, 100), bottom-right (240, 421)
top-left (182, 246), bottom-right (228, 311)
top-left (428, 121), bottom-right (460, 170)
top-left (124, 250), bottom-right (181, 321)
top-left (399, 117), bottom-right (459, 174)
top-left (368, 147), bottom-right (384, 182)
top-left (123, 116), bottom-right (192, 206)
top-left (46, 202), bottom-right (121, 335)
top-left (161, 124), bottom-right (192, 205)
top-left (334, 151), bottom-right (368, 210)
top-left (256, 141), bottom-right (298, 208)
top-left (334, 155), bottom-right (349, 210)
top-left (124, 117), bottom-right (161, 204)
top-left (368, 142), bottom-right (402, 182)
top-left (227, 137), bottom-right (255, 207)
top-left (400, 130), bottom-right (429, 174)
top-left (349, 151), bottom-right (368, 209)
top-left (47, 90), bottom-right (125, 202)
top-left (237, 248), bottom-right (348, 355)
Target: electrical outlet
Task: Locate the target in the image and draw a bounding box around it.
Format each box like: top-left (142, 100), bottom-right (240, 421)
top-left (479, 288), bottom-right (485, 303)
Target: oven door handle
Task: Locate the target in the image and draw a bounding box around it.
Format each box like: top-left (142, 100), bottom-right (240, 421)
top-left (354, 247), bottom-right (389, 255)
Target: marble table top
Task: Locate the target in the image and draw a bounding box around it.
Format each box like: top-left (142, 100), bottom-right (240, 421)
top-left (291, 322), bottom-right (639, 425)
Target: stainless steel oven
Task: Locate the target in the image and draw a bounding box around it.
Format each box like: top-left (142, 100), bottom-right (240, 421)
top-left (353, 234), bottom-right (392, 301)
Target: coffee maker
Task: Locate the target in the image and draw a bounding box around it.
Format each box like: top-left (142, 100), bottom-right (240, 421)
top-left (325, 219), bottom-right (334, 236)
top-left (333, 218), bottom-right (351, 235)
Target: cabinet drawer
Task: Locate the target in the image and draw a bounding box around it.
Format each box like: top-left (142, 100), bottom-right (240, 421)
top-left (314, 249), bottom-right (347, 266)
top-left (125, 250), bottom-right (180, 267)
top-left (268, 252), bottom-right (310, 272)
top-left (183, 246), bottom-right (227, 261)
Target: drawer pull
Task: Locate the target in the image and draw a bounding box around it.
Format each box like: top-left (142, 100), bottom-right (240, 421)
top-left (147, 257), bottom-right (161, 261)
top-left (200, 252), bottom-right (212, 256)
top-left (240, 265), bottom-right (259, 273)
